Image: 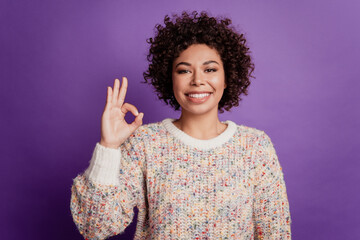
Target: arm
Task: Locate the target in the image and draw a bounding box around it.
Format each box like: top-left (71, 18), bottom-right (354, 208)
top-left (253, 132), bottom-right (292, 239)
top-left (70, 140), bottom-right (146, 240)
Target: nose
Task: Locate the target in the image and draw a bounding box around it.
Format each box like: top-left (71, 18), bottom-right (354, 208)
top-left (191, 70), bottom-right (204, 86)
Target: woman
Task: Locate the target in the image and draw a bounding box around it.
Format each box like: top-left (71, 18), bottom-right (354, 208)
top-left (71, 11), bottom-right (292, 239)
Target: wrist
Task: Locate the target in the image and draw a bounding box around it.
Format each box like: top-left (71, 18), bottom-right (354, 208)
top-left (99, 140), bottom-right (119, 149)
top-left (85, 142), bottom-right (122, 185)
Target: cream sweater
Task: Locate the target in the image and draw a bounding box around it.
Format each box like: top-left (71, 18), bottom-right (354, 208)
top-left (71, 118), bottom-right (292, 239)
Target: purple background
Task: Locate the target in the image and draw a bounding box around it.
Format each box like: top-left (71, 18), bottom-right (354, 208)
top-left (1, 0), bottom-right (359, 239)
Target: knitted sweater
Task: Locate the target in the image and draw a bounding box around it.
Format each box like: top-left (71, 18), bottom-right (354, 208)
top-left (71, 118), bottom-right (291, 239)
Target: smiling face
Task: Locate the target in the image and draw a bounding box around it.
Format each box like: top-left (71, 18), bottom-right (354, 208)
top-left (172, 44), bottom-right (226, 116)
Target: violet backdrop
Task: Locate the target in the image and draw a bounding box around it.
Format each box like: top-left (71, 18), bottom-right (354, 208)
top-left (1, 0), bottom-right (359, 239)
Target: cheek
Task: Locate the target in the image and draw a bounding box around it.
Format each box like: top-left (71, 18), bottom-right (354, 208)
top-left (213, 77), bottom-right (226, 99)
top-left (172, 76), bottom-right (185, 91)
top-left (217, 88), bottom-right (225, 100)
top-left (172, 80), bottom-right (183, 101)
top-left (212, 76), bottom-right (226, 90)
top-left (172, 80), bottom-right (179, 94)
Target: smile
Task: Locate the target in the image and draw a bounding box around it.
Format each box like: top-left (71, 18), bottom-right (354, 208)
top-left (185, 92), bottom-right (212, 103)
top-left (187, 93), bottom-right (211, 98)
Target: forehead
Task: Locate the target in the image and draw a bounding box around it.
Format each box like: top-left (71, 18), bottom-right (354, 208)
top-left (174, 44), bottom-right (222, 64)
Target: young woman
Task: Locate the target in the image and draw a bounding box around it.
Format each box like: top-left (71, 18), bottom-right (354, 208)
top-left (71, 11), bottom-right (292, 240)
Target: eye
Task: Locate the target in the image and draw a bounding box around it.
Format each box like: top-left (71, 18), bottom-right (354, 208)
top-left (205, 68), bottom-right (217, 73)
top-left (177, 69), bottom-right (190, 74)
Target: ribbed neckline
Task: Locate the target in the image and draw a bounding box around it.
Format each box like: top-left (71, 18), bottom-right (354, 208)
top-left (162, 118), bottom-right (237, 150)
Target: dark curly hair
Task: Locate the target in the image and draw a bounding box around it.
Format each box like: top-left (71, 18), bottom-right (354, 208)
top-left (143, 11), bottom-right (254, 113)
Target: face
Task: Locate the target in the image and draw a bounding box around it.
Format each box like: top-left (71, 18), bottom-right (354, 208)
top-left (172, 44), bottom-right (226, 116)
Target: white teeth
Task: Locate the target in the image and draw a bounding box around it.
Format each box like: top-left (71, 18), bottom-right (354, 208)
top-left (188, 93), bottom-right (211, 98)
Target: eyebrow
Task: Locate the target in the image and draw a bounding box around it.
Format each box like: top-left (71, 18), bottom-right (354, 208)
top-left (175, 60), bottom-right (220, 68)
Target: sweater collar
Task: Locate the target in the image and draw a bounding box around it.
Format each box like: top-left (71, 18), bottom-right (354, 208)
top-left (162, 118), bottom-right (237, 150)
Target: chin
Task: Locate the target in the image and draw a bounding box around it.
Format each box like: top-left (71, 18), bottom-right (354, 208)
top-left (175, 95), bottom-right (221, 116)
top-left (181, 104), bottom-right (218, 116)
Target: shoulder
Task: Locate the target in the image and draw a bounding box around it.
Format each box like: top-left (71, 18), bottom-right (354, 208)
top-left (230, 121), bottom-right (268, 140)
top-left (134, 121), bottom-right (164, 136)
top-left (120, 121), bottom-right (164, 155)
top-left (226, 121), bottom-right (276, 151)
top-left (127, 120), bottom-right (167, 144)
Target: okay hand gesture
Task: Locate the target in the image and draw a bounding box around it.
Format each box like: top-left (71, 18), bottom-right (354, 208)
top-left (99, 77), bottom-right (144, 149)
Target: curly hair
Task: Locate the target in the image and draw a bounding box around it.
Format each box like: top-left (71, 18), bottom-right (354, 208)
top-left (143, 11), bottom-right (254, 113)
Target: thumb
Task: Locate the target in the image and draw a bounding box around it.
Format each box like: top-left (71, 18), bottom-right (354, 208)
top-left (129, 112), bottom-right (144, 132)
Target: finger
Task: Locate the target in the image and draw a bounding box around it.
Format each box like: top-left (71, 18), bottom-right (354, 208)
top-left (129, 112), bottom-right (144, 131)
top-left (104, 86), bottom-right (112, 111)
top-left (112, 79), bottom-right (120, 105)
top-left (118, 77), bottom-right (128, 105)
top-left (121, 103), bottom-right (139, 116)
top-left (106, 86), bottom-right (112, 104)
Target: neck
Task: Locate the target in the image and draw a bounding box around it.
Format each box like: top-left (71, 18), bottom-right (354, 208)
top-left (173, 109), bottom-right (227, 140)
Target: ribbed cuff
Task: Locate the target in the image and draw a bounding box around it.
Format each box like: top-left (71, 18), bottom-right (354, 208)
top-left (84, 142), bottom-right (121, 186)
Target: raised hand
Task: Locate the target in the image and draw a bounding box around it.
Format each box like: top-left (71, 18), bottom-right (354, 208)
top-left (99, 77), bottom-right (144, 149)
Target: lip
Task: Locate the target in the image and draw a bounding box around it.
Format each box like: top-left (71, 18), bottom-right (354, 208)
top-left (185, 91), bottom-right (213, 95)
top-left (185, 92), bottom-right (212, 103)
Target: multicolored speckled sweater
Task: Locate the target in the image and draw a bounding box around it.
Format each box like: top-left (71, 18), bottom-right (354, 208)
top-left (71, 118), bottom-right (291, 239)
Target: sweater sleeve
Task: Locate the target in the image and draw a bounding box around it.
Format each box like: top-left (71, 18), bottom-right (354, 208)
top-left (252, 132), bottom-right (292, 240)
top-left (70, 135), bottom-right (147, 240)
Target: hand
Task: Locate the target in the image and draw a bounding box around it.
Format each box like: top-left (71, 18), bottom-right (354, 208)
top-left (99, 77), bottom-right (144, 149)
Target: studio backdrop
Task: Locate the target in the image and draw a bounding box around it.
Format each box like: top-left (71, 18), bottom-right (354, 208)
top-left (1, 0), bottom-right (359, 239)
